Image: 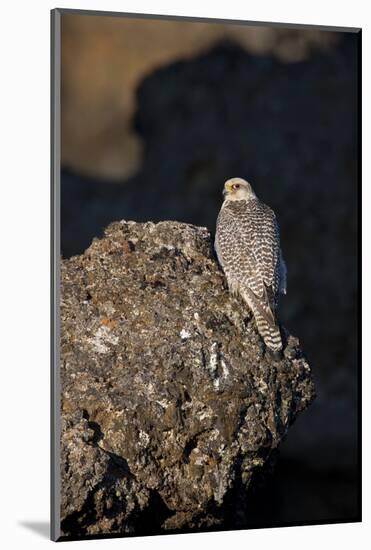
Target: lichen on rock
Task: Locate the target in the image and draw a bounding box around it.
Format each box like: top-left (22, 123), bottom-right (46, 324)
top-left (60, 220), bottom-right (314, 537)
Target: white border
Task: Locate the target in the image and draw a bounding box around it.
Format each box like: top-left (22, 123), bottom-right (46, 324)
top-left (0, 1), bottom-right (367, 548)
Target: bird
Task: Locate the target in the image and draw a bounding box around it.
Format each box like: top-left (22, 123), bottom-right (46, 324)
top-left (215, 177), bottom-right (286, 352)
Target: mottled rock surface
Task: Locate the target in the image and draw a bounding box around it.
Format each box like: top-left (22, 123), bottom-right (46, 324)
top-left (60, 220), bottom-right (314, 537)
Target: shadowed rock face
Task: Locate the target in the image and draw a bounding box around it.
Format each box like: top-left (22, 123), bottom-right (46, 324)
top-left (61, 14), bottom-right (338, 180)
top-left (60, 220), bottom-right (315, 537)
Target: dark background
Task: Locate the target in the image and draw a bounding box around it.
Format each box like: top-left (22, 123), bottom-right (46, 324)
top-left (61, 14), bottom-right (359, 528)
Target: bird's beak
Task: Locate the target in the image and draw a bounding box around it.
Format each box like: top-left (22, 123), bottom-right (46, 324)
top-left (223, 183), bottom-right (231, 197)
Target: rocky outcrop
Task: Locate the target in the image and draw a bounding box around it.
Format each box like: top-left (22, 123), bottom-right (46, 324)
top-left (60, 220), bottom-right (314, 537)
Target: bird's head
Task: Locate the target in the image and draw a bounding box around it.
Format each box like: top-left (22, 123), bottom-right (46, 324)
top-left (223, 178), bottom-right (256, 201)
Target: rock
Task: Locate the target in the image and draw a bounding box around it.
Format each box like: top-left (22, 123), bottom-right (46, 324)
top-left (61, 14), bottom-right (338, 179)
top-left (60, 220), bottom-right (315, 537)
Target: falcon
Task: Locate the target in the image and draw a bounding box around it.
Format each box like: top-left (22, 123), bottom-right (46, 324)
top-left (215, 178), bottom-right (286, 351)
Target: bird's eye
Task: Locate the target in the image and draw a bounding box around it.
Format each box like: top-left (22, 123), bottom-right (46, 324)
top-left (233, 184), bottom-right (240, 190)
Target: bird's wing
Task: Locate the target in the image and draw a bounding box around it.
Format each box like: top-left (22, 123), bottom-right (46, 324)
top-left (216, 202), bottom-right (262, 296)
top-left (216, 205), bottom-right (248, 272)
top-left (216, 200), bottom-right (281, 318)
top-left (248, 201), bottom-right (281, 300)
top-left (279, 250), bottom-right (287, 295)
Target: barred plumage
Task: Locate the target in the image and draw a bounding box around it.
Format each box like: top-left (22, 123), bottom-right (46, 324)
top-left (215, 178), bottom-right (286, 352)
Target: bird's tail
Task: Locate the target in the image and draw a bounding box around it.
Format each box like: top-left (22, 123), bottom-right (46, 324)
top-left (240, 286), bottom-right (283, 351)
top-left (253, 309), bottom-right (282, 352)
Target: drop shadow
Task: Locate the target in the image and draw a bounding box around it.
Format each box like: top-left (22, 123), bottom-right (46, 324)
top-left (18, 521), bottom-right (50, 539)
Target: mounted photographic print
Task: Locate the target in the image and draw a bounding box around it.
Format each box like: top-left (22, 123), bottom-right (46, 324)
top-left (51, 8), bottom-right (361, 542)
